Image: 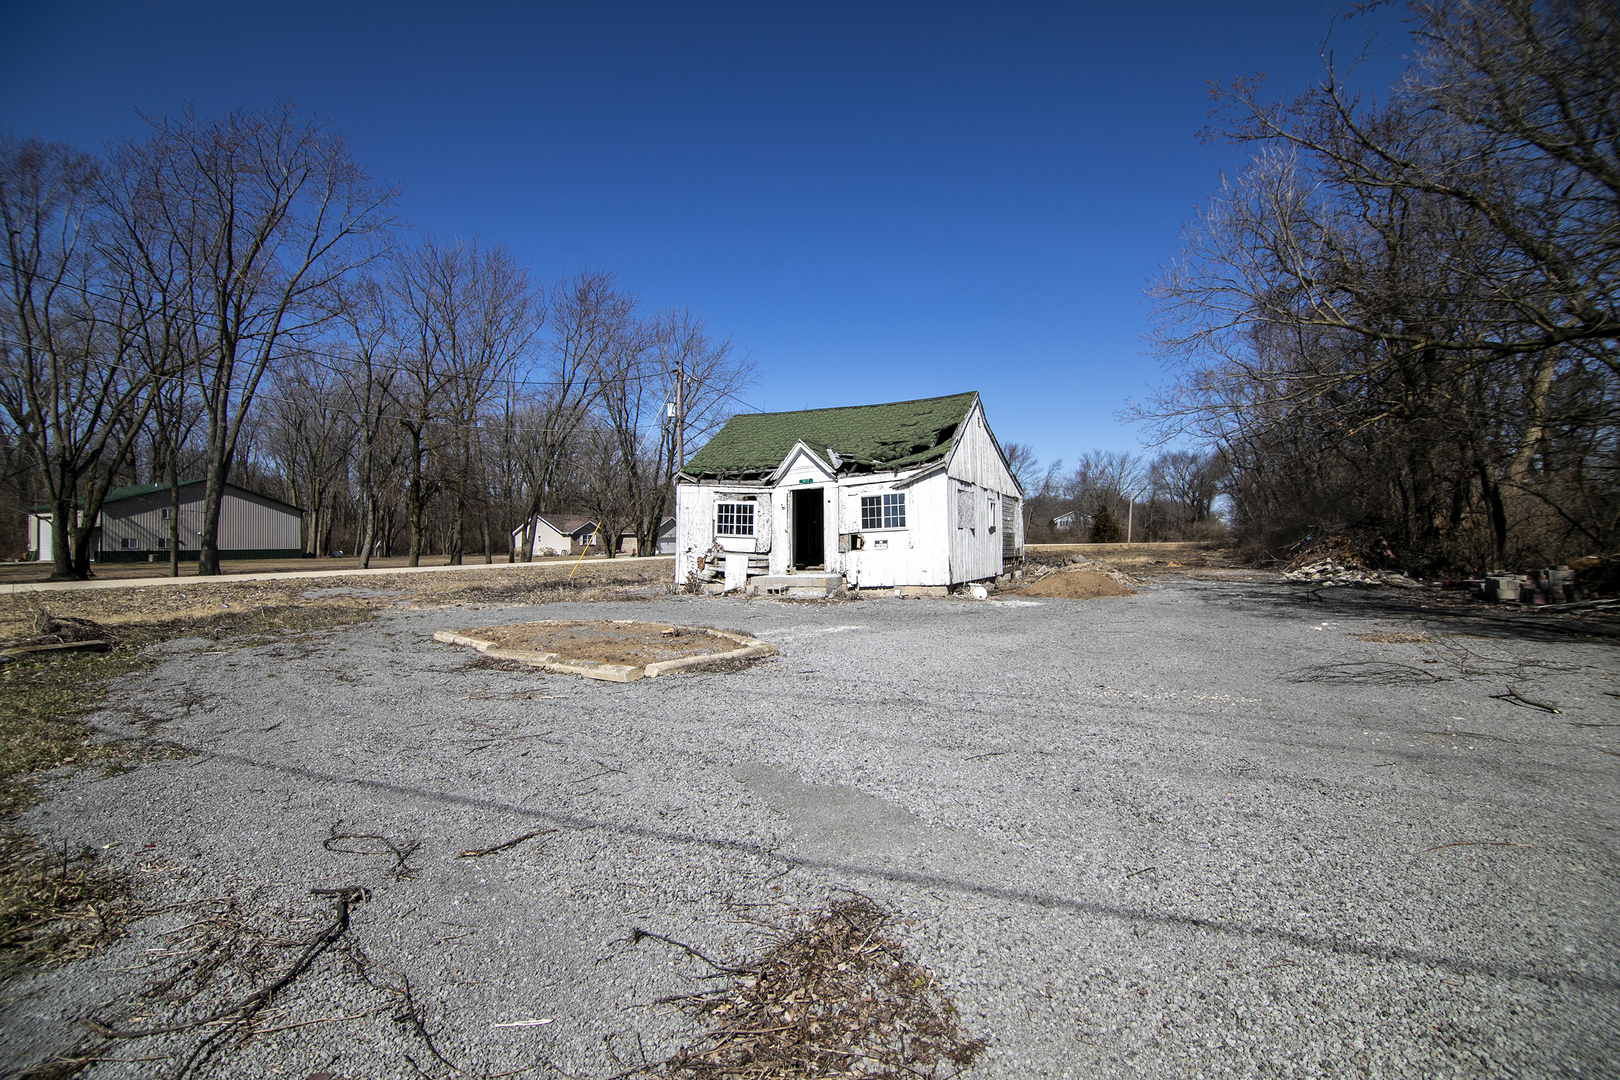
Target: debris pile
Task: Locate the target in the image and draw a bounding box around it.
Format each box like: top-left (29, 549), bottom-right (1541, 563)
top-left (1477, 566), bottom-right (1609, 606)
top-left (644, 896), bottom-right (986, 1079)
top-left (1282, 558), bottom-right (1422, 589)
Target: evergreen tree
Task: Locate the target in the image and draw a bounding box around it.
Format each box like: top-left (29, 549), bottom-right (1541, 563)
top-left (1090, 506), bottom-right (1122, 543)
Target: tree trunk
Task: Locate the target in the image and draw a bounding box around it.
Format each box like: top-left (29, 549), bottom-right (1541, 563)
top-left (447, 496), bottom-right (464, 565)
top-left (48, 491), bottom-right (75, 580)
top-left (168, 472), bottom-right (181, 577)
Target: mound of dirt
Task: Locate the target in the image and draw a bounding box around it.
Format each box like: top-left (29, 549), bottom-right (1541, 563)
top-left (1017, 571), bottom-right (1135, 599)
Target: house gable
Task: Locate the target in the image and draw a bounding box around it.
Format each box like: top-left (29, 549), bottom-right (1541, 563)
top-left (771, 441), bottom-right (836, 486)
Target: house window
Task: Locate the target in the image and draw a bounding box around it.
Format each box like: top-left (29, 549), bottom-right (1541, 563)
top-left (158, 538), bottom-right (170, 550)
top-left (860, 493), bottom-right (905, 530)
top-left (160, 507), bottom-right (172, 520)
top-left (715, 502), bottom-right (754, 536)
top-left (120, 537), bottom-right (138, 550)
top-left (957, 482), bottom-right (975, 528)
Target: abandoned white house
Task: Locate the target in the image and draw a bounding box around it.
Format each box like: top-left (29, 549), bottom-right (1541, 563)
top-left (675, 391), bottom-right (1023, 591)
top-left (27, 481), bottom-right (303, 563)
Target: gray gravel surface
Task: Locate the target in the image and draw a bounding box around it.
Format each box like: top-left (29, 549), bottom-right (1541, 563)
top-left (3, 575), bottom-right (1617, 1078)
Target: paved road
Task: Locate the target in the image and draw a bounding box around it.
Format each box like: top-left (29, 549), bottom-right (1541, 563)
top-left (4, 576), bottom-right (1616, 1077)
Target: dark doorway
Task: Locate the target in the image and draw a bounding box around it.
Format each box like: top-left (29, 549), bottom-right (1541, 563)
top-left (791, 487), bottom-right (825, 569)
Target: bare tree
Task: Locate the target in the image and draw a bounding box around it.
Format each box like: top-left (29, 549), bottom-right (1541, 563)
top-left (0, 133), bottom-right (156, 579)
top-left (266, 356), bottom-right (355, 555)
top-left (112, 104), bottom-right (397, 575)
top-left (1147, 1), bottom-right (1619, 567)
top-left (333, 275), bottom-right (399, 567)
top-left (512, 270), bottom-right (627, 560)
top-left (388, 236), bottom-right (537, 566)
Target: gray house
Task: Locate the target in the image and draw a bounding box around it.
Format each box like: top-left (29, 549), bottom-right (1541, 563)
top-left (28, 481), bottom-right (303, 563)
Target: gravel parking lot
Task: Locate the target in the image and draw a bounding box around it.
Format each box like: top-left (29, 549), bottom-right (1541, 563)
top-left (3, 573), bottom-right (1617, 1078)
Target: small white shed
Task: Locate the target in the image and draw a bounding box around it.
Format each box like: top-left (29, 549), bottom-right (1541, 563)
top-left (675, 392), bottom-right (1023, 590)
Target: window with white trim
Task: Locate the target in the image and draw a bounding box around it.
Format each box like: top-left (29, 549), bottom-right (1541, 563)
top-left (860, 493), bottom-right (905, 530)
top-left (158, 538), bottom-right (170, 550)
top-left (715, 502), bottom-right (755, 536)
top-left (120, 537), bottom-right (138, 550)
top-left (160, 507), bottom-right (172, 520)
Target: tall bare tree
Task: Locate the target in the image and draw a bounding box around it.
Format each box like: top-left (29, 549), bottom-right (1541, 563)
top-left (1148, 0), bottom-right (1619, 567)
top-left (111, 104), bottom-right (397, 574)
top-left (0, 133), bottom-right (155, 579)
top-left (389, 236), bottom-right (538, 565)
top-left (512, 270), bottom-right (626, 560)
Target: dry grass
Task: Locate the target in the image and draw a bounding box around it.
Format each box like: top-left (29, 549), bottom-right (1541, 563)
top-left (0, 831), bottom-right (135, 984)
top-left (647, 896), bottom-right (986, 1079)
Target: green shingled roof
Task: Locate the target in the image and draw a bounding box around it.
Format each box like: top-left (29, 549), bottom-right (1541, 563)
top-left (683, 392), bottom-right (978, 479)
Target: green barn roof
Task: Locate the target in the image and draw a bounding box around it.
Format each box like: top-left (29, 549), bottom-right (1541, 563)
top-left (683, 392), bottom-right (979, 479)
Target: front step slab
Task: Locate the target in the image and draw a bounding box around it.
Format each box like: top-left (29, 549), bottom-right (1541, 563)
top-left (752, 574), bottom-right (843, 597)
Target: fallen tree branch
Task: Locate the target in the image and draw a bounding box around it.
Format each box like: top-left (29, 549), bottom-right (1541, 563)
top-left (626, 927), bottom-right (756, 976)
top-left (457, 829), bottom-right (556, 859)
top-left (84, 887), bottom-right (368, 1041)
top-left (1490, 686), bottom-right (1561, 713)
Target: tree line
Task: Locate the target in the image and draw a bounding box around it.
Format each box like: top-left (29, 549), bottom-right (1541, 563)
top-left (1147, 0), bottom-right (1617, 571)
top-left (0, 105), bottom-right (749, 579)
top-left (1004, 444), bottom-right (1227, 545)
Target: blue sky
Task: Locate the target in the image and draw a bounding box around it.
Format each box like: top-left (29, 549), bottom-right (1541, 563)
top-left (0, 1), bottom-right (1410, 472)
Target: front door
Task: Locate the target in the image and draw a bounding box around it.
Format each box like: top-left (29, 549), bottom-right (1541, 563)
top-left (791, 487), bottom-right (824, 569)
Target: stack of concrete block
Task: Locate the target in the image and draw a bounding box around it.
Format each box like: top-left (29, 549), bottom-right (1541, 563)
top-left (1486, 567), bottom-right (1587, 605)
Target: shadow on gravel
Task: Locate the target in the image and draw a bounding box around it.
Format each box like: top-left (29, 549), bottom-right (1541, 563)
top-left (191, 748), bottom-right (1620, 996)
top-left (1196, 581), bottom-right (1619, 646)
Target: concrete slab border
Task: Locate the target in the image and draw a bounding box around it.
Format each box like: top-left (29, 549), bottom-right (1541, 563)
top-left (433, 620), bottom-right (775, 682)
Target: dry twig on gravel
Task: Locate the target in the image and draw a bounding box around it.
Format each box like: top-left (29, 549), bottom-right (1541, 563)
top-left (1491, 686), bottom-right (1562, 713)
top-left (324, 826), bottom-right (421, 879)
top-left (457, 829), bottom-right (557, 859)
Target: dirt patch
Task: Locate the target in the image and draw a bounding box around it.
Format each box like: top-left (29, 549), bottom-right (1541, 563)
top-left (1017, 570), bottom-right (1136, 599)
top-left (465, 620), bottom-right (742, 666)
top-left (1353, 631), bottom-right (1431, 644)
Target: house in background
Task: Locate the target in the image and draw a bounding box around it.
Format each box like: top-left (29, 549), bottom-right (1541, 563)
top-left (615, 517), bottom-right (677, 556)
top-left (27, 480), bottom-right (302, 563)
top-left (511, 513), bottom-right (603, 557)
top-left (1051, 510), bottom-right (1092, 533)
top-left (676, 391), bottom-right (1023, 592)
top-left (513, 514), bottom-right (677, 557)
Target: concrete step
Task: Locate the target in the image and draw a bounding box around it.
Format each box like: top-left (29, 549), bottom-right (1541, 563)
top-left (752, 573), bottom-right (843, 596)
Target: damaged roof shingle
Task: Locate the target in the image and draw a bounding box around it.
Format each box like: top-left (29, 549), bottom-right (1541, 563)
top-left (682, 392), bottom-right (978, 480)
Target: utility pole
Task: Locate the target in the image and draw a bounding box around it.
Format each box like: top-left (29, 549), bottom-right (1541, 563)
top-left (673, 355), bottom-right (685, 476)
